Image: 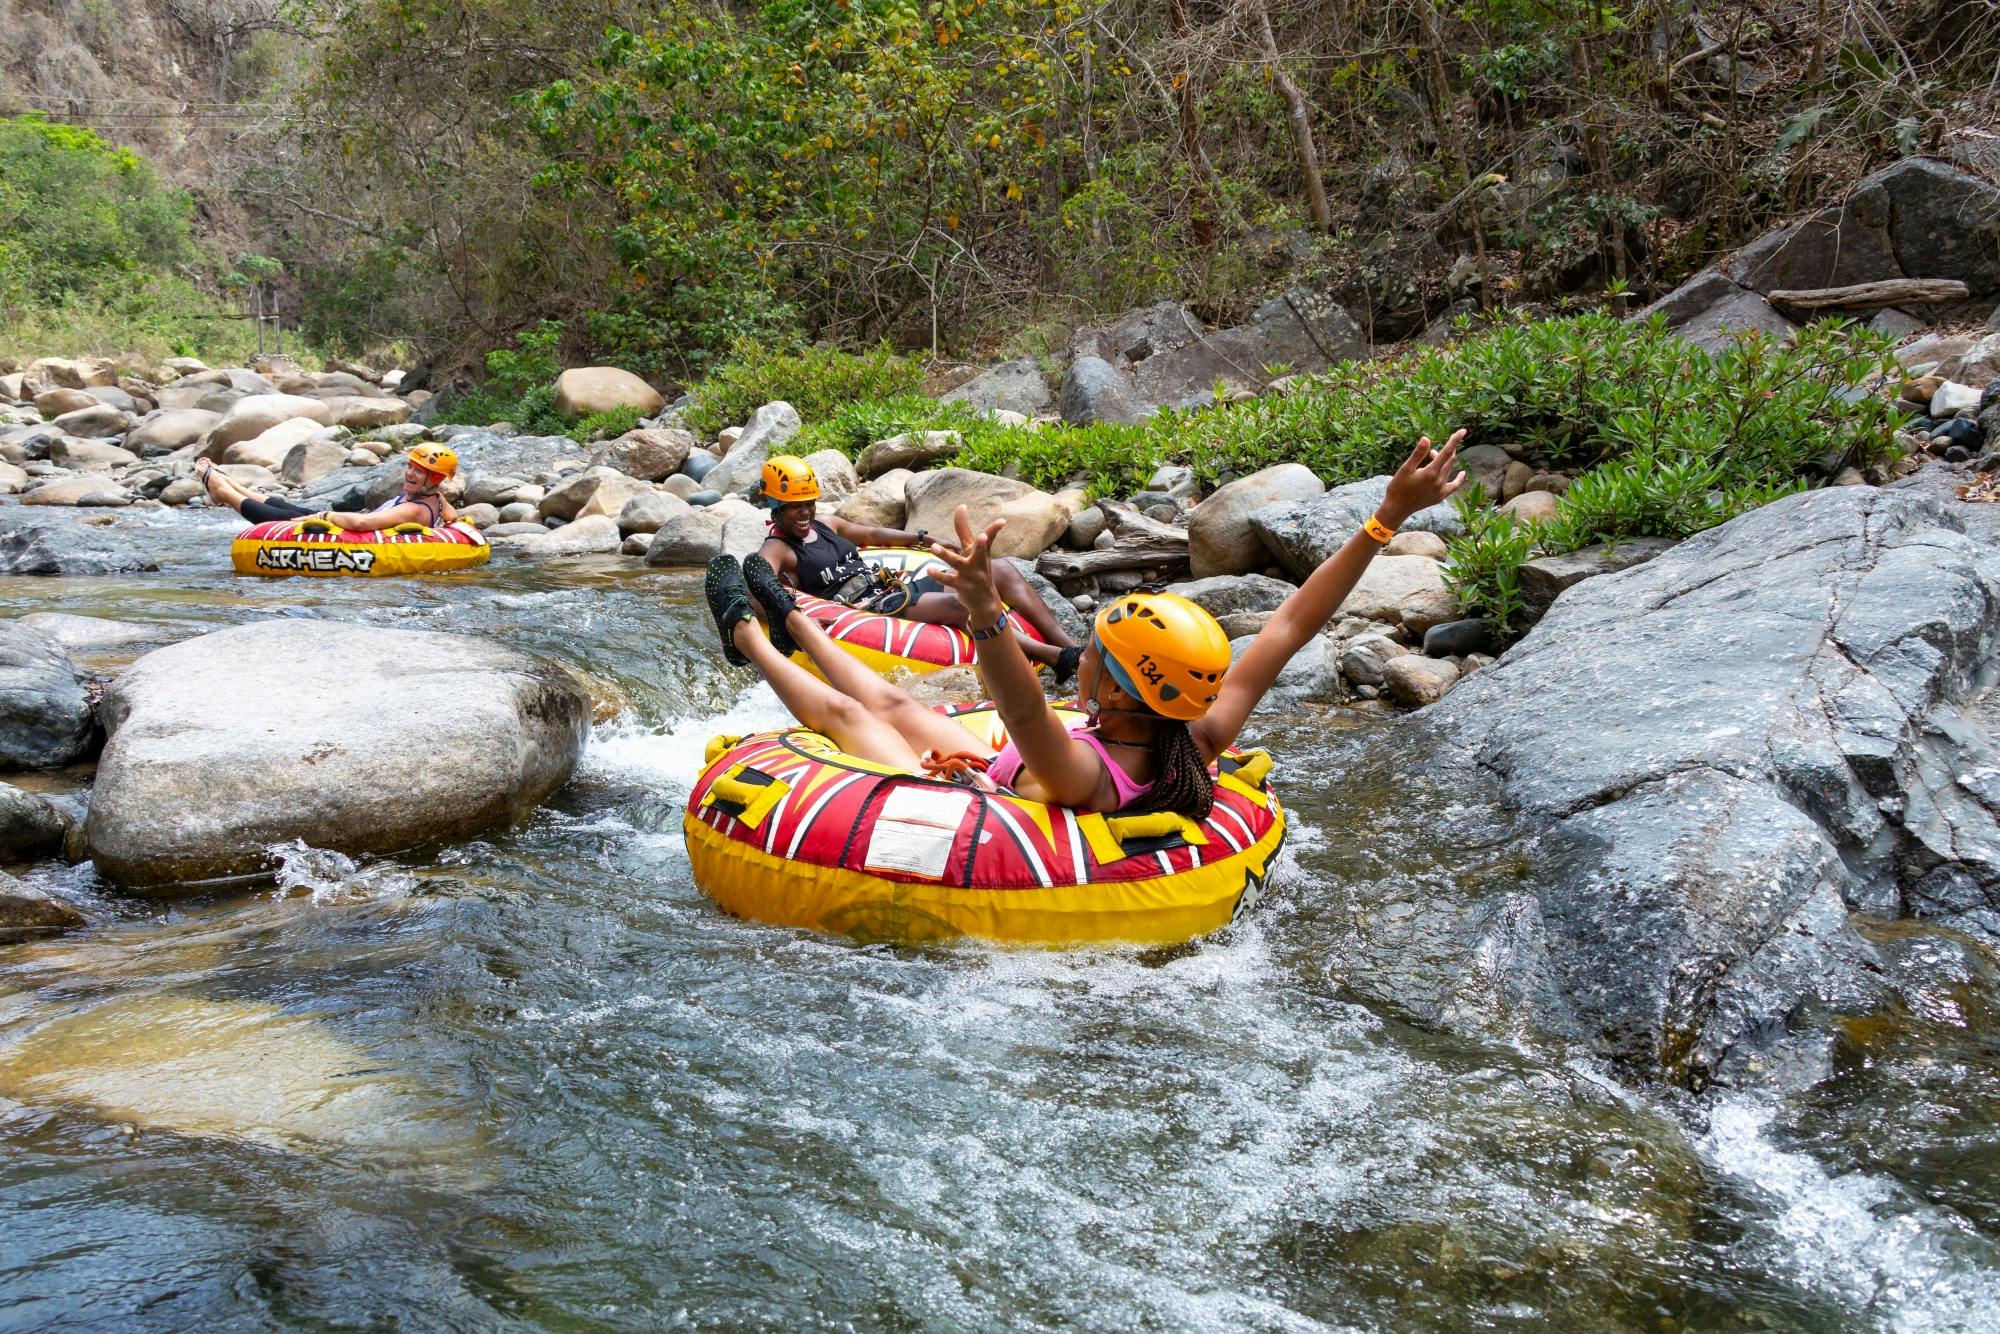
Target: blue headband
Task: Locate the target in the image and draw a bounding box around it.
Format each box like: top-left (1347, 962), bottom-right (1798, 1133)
top-left (1090, 631), bottom-right (1143, 698)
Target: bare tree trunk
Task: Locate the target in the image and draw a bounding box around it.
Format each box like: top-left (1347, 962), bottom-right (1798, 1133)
top-left (1167, 0), bottom-right (1217, 250)
top-left (1252, 0), bottom-right (1331, 229)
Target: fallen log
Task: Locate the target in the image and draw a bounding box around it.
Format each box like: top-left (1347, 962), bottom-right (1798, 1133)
top-left (1767, 278), bottom-right (1969, 313)
top-left (1036, 543), bottom-right (1192, 581)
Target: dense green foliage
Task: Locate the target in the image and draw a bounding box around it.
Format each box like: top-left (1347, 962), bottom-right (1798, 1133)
top-left (274, 0), bottom-right (2000, 378)
top-left (684, 340), bottom-right (924, 436)
top-left (0, 114), bottom-right (267, 364)
top-left (763, 314), bottom-right (1900, 628)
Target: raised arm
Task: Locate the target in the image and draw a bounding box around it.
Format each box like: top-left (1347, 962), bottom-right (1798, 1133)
top-left (926, 506), bottom-right (1108, 807)
top-left (1191, 431), bottom-right (1468, 760)
top-left (825, 513), bottom-right (961, 553)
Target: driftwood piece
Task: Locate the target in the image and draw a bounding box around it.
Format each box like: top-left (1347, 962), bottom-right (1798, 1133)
top-left (1038, 499), bottom-right (1192, 581)
top-left (1036, 544), bottom-right (1192, 580)
top-left (1098, 498), bottom-right (1190, 545)
top-left (1767, 279), bottom-right (1970, 313)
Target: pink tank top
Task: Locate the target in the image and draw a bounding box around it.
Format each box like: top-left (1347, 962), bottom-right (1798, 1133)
top-left (986, 726), bottom-right (1154, 809)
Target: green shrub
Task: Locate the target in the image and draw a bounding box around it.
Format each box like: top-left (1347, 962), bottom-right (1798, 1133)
top-left (574, 403), bottom-right (645, 442)
top-left (683, 340), bottom-right (924, 438)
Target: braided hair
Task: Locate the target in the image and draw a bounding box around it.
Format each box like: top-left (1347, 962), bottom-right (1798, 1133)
top-left (1122, 719), bottom-right (1215, 821)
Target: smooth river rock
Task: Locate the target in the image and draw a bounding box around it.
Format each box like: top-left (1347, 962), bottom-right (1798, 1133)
top-left (0, 622), bottom-right (95, 770)
top-left (84, 622), bottom-right (591, 889)
top-left (1323, 483), bottom-right (2000, 1090)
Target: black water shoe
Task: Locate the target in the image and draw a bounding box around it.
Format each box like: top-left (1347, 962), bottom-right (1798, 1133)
top-left (1053, 643), bottom-right (1084, 683)
top-left (741, 553), bottom-right (802, 657)
top-left (705, 554), bottom-right (754, 667)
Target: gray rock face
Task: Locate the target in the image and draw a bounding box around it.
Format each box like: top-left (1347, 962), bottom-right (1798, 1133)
top-left (1328, 484), bottom-right (2000, 1089)
top-left (1058, 356), bottom-right (1154, 426)
top-left (1128, 290), bottom-right (1366, 407)
top-left (443, 430), bottom-right (578, 488)
top-left (1164, 573), bottom-right (1297, 618)
top-left (1634, 270), bottom-right (1745, 328)
top-left (1729, 158), bottom-right (2000, 301)
top-left (84, 621), bottom-right (591, 889)
top-left (1517, 538), bottom-right (1678, 614)
top-left (589, 428), bottom-right (693, 482)
top-left (942, 360), bottom-right (1053, 417)
top-left (0, 622), bottom-right (95, 770)
top-left (1001, 557), bottom-right (1089, 644)
top-left (1249, 475), bottom-right (1463, 581)
top-left (1676, 291), bottom-right (1800, 351)
top-left (0, 509), bottom-right (160, 576)
top-left (704, 401), bottom-right (803, 498)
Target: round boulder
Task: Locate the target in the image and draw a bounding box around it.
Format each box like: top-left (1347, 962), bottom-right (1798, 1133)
top-left (83, 622), bottom-right (592, 890)
top-left (553, 367), bottom-right (666, 418)
top-left (903, 468), bottom-right (1070, 560)
top-left (1188, 463), bottom-right (1324, 577)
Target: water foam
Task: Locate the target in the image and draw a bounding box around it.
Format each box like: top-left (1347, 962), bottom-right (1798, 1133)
top-left (1701, 1094), bottom-right (2000, 1330)
top-left (584, 681), bottom-right (790, 798)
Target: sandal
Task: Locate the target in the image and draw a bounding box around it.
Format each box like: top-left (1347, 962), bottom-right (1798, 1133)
top-left (740, 553), bottom-right (802, 657)
top-left (704, 554), bottom-right (755, 668)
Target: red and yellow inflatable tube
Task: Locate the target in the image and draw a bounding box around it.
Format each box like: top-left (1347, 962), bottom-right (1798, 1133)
top-left (231, 517), bottom-right (490, 578)
top-left (789, 548), bottom-right (1044, 678)
top-left (685, 704), bottom-right (1286, 946)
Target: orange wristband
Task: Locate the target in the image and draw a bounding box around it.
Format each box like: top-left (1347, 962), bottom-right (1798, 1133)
top-left (1362, 516), bottom-right (1396, 543)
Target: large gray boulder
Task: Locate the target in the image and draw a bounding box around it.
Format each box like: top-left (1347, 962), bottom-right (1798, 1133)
top-left (589, 428), bottom-right (693, 482)
top-left (703, 402), bottom-right (802, 498)
top-left (942, 360), bottom-right (1054, 417)
top-left (84, 621), bottom-right (591, 889)
top-left (642, 496), bottom-right (769, 566)
top-left (0, 622), bottom-right (95, 770)
top-left (904, 469), bottom-right (1070, 560)
top-left (1164, 573), bottom-right (1297, 619)
top-left (1322, 482), bottom-right (2000, 1089)
top-left (1249, 475), bottom-right (1463, 581)
top-left (1057, 356), bottom-right (1153, 426)
top-left (127, 408), bottom-right (220, 456)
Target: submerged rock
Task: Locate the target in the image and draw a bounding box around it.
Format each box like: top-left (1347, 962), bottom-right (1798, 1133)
top-left (0, 509), bottom-right (159, 576)
top-left (0, 871), bottom-right (84, 938)
top-left (1329, 484), bottom-right (2000, 1089)
top-left (84, 621), bottom-right (591, 889)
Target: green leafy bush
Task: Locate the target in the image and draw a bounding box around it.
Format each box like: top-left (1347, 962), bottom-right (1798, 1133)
top-left (436, 320), bottom-right (572, 436)
top-left (683, 341), bottom-right (924, 438)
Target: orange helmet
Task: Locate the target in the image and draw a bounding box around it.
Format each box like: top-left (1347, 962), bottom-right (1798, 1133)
top-left (1092, 592), bottom-right (1231, 721)
top-left (760, 455), bottom-right (821, 505)
top-left (406, 443), bottom-right (457, 480)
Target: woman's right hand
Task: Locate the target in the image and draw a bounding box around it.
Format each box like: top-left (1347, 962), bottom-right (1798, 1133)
top-left (925, 504), bottom-right (1007, 625)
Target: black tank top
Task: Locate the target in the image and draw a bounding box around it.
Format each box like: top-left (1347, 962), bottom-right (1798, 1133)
top-left (771, 520), bottom-right (870, 599)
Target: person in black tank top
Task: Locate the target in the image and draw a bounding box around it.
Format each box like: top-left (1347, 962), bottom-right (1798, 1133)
top-left (754, 455), bottom-right (1084, 676)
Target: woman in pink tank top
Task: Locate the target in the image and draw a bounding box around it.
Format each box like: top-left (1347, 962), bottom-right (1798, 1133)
top-left (703, 432), bottom-right (1468, 818)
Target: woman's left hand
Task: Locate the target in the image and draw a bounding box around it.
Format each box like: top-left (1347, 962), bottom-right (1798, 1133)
top-left (926, 504), bottom-right (1006, 623)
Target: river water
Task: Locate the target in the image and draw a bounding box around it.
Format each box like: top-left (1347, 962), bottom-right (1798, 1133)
top-left (3, 508), bottom-right (1998, 1329)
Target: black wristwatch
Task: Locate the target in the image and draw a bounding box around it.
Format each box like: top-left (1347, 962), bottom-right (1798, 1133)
top-left (912, 528), bottom-right (930, 546)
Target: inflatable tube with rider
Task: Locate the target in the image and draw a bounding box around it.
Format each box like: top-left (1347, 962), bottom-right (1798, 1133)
top-left (685, 704), bottom-right (1286, 946)
top-left (232, 517), bottom-right (490, 578)
top-left (789, 548), bottom-right (1044, 677)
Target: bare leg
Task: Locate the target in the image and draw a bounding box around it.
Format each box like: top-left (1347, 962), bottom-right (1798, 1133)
top-left (899, 592), bottom-right (1067, 666)
top-left (733, 620), bottom-right (924, 770)
top-left (195, 459), bottom-right (266, 512)
top-left (991, 562), bottom-right (1080, 648)
top-left (783, 609), bottom-right (999, 760)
